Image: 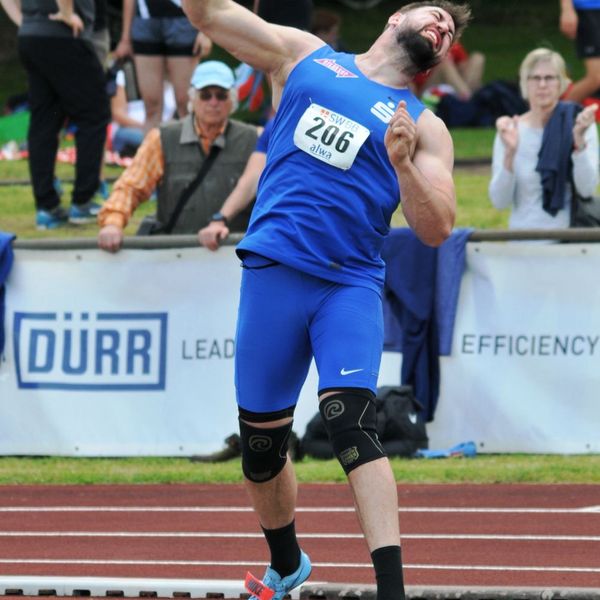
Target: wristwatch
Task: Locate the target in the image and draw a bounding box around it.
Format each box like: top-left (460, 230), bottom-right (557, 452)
top-left (210, 211), bottom-right (228, 226)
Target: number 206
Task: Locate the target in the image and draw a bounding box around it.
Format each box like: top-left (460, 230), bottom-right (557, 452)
top-left (306, 117), bottom-right (354, 153)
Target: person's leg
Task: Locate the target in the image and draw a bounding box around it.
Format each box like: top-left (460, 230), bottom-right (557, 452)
top-left (313, 284), bottom-right (405, 600)
top-left (564, 57), bottom-right (600, 103)
top-left (112, 126), bottom-right (145, 154)
top-left (164, 17), bottom-right (200, 119)
top-left (565, 9), bottom-right (600, 103)
top-left (458, 51), bottom-right (485, 93)
top-left (166, 55), bottom-right (198, 118)
top-left (134, 54), bottom-right (167, 130)
top-left (17, 36), bottom-right (64, 212)
top-left (235, 258), bottom-right (313, 584)
top-left (132, 17), bottom-right (168, 130)
top-left (53, 39), bottom-right (110, 207)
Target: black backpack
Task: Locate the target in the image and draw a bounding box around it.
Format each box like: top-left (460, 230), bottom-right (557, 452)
top-left (436, 79), bottom-right (528, 128)
top-left (301, 385), bottom-right (428, 459)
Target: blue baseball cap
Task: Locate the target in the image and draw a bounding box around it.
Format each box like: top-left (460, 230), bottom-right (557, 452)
top-left (191, 61), bottom-right (235, 90)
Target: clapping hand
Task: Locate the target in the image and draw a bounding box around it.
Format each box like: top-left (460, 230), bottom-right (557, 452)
top-left (573, 104), bottom-right (598, 151)
top-left (496, 115), bottom-right (519, 154)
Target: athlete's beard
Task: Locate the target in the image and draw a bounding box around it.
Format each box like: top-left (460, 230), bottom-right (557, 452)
top-left (395, 28), bottom-right (439, 76)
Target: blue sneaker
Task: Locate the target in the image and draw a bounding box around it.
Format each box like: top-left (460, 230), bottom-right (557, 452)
top-left (245, 551), bottom-right (311, 600)
top-left (36, 206), bottom-right (68, 230)
top-left (69, 201), bottom-right (102, 224)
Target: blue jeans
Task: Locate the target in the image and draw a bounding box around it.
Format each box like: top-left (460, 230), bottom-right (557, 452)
top-left (112, 127), bottom-right (145, 154)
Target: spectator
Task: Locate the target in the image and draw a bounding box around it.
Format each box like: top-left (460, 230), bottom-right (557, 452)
top-left (559, 0), bottom-right (600, 110)
top-left (114, 0), bottom-right (212, 131)
top-left (413, 41), bottom-right (484, 100)
top-left (198, 116), bottom-right (273, 250)
top-left (1, 0), bottom-right (21, 25)
top-left (3, 0), bottom-right (111, 229)
top-left (310, 8), bottom-right (348, 51)
top-left (97, 60), bottom-right (259, 252)
top-left (489, 48), bottom-right (599, 229)
top-left (109, 62), bottom-right (176, 156)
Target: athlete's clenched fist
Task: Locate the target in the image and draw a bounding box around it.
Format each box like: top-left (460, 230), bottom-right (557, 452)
top-left (384, 100), bottom-right (417, 168)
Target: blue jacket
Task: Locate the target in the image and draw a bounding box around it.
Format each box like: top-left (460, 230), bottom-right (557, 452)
top-left (536, 101), bottom-right (580, 216)
top-left (381, 227), bottom-right (472, 422)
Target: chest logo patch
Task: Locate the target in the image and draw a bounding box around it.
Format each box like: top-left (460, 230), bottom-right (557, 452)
top-left (314, 58), bottom-right (359, 79)
top-left (370, 100), bottom-right (398, 124)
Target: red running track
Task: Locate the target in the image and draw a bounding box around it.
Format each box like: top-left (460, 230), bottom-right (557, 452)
top-left (0, 484), bottom-right (599, 589)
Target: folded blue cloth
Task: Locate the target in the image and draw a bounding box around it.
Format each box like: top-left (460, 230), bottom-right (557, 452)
top-left (414, 441), bottom-right (477, 459)
top-left (536, 101), bottom-right (580, 216)
top-left (381, 227), bottom-right (472, 422)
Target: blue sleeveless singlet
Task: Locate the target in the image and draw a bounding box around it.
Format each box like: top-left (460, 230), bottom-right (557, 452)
top-left (237, 45), bottom-right (425, 293)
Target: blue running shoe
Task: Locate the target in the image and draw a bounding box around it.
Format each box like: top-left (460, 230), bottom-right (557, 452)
top-left (69, 201), bottom-right (102, 224)
top-left (36, 206), bottom-right (68, 230)
top-left (245, 551), bottom-right (311, 600)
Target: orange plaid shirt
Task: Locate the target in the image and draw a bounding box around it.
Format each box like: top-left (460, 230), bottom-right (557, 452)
top-left (98, 119), bottom-right (226, 229)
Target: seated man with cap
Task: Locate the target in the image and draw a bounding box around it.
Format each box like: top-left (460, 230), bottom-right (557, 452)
top-left (98, 60), bottom-right (259, 252)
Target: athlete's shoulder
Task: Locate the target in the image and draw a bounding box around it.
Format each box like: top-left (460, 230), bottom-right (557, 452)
top-left (415, 108), bottom-right (454, 159)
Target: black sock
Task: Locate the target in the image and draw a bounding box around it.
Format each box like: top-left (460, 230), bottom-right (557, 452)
top-left (371, 545), bottom-right (405, 600)
top-left (262, 520), bottom-right (301, 577)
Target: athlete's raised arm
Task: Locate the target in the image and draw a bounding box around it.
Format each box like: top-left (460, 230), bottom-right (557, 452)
top-left (181, 0), bottom-right (322, 94)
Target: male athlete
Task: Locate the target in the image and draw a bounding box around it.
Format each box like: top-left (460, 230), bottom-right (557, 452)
top-left (181, 2), bottom-right (471, 599)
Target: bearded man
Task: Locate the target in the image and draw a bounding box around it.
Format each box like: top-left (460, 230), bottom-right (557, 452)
top-left (180, 2), bottom-right (471, 599)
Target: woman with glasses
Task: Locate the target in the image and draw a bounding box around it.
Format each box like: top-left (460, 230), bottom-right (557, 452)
top-left (489, 48), bottom-right (598, 229)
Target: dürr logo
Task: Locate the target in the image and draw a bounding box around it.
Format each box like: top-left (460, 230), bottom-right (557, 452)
top-left (13, 312), bottom-right (168, 391)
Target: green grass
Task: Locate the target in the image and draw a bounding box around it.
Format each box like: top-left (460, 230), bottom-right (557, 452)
top-left (0, 2), bottom-right (593, 483)
top-left (2, 128), bottom-right (505, 239)
top-left (1, 454), bottom-right (599, 485)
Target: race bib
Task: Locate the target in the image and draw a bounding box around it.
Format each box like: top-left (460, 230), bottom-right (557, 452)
top-left (293, 103), bottom-right (370, 170)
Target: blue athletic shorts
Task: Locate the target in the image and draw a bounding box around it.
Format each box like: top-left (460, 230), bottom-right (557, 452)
top-left (235, 255), bottom-right (383, 415)
top-left (132, 16), bottom-right (198, 56)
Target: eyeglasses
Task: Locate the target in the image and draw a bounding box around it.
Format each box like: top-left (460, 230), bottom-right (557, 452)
top-left (527, 75), bottom-right (560, 85)
top-left (198, 89), bottom-right (230, 101)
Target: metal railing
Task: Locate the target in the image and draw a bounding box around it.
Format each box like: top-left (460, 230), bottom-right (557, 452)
top-left (11, 228), bottom-right (600, 250)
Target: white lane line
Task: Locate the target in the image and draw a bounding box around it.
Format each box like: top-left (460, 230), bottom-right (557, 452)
top-left (1, 531), bottom-right (600, 542)
top-left (0, 559), bottom-right (598, 573)
top-left (0, 506), bottom-right (599, 513)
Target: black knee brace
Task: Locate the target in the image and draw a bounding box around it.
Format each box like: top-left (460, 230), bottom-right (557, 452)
top-left (319, 390), bottom-right (386, 475)
top-left (238, 416), bottom-right (293, 483)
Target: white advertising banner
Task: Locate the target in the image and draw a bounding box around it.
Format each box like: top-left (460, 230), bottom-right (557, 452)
top-left (0, 242), bottom-right (598, 455)
top-left (0, 246), bottom-right (322, 456)
top-left (425, 242), bottom-right (600, 454)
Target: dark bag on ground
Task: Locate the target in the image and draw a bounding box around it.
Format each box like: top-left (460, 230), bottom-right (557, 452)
top-left (569, 148), bottom-right (600, 228)
top-left (436, 80), bottom-right (527, 128)
top-left (301, 385), bottom-right (428, 459)
top-left (571, 192), bottom-right (600, 228)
